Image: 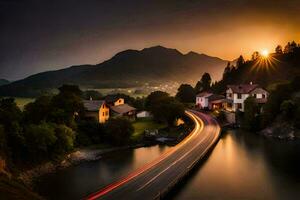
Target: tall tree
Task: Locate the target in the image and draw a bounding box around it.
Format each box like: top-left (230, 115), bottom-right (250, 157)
top-left (275, 45), bottom-right (283, 54)
top-left (195, 72), bottom-right (212, 93)
top-left (251, 51), bottom-right (260, 60)
top-left (222, 62), bottom-right (231, 80)
top-left (243, 97), bottom-right (260, 131)
top-left (236, 55), bottom-right (245, 67)
top-left (145, 91), bottom-right (169, 110)
top-left (175, 84), bottom-right (196, 103)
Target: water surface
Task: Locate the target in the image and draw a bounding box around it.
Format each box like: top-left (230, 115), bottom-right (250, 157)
top-left (171, 130), bottom-right (300, 200)
top-left (35, 130), bottom-right (300, 200)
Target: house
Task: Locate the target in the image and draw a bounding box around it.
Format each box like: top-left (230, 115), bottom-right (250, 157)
top-left (226, 83), bottom-right (268, 112)
top-left (83, 100), bottom-right (109, 123)
top-left (209, 95), bottom-right (232, 110)
top-left (105, 96), bottom-right (125, 106)
top-left (196, 92), bottom-right (213, 109)
top-left (196, 92), bottom-right (229, 110)
top-left (137, 111), bottom-right (152, 118)
top-left (110, 103), bottom-right (136, 120)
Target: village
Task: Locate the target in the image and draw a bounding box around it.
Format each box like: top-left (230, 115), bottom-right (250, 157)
top-left (85, 82), bottom-right (269, 126)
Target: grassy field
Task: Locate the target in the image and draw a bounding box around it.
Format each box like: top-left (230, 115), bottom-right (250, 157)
top-left (131, 118), bottom-right (167, 141)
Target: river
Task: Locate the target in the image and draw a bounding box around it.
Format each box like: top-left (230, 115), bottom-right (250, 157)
top-left (35, 130), bottom-right (300, 200)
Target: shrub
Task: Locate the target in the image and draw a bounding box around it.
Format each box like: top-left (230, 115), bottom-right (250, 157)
top-left (105, 118), bottom-right (134, 146)
top-left (53, 125), bottom-right (75, 154)
top-left (24, 123), bottom-right (57, 160)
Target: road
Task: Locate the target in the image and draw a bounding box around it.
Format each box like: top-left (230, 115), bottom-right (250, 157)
top-left (86, 110), bottom-right (221, 200)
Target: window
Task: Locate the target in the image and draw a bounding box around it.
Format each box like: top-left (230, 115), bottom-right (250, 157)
top-left (237, 94), bottom-right (242, 99)
top-left (106, 111), bottom-right (108, 116)
top-left (253, 94), bottom-right (257, 98)
top-left (262, 94), bottom-right (266, 98)
top-left (237, 103), bottom-right (242, 109)
top-left (102, 112), bottom-right (105, 116)
top-left (228, 93), bottom-right (232, 98)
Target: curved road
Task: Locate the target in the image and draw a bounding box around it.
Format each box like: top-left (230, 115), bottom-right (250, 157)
top-left (86, 111), bottom-right (220, 200)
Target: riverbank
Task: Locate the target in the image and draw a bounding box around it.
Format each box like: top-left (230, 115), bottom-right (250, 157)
top-left (19, 124), bottom-right (194, 187)
top-left (18, 144), bottom-right (145, 187)
top-left (260, 122), bottom-right (300, 140)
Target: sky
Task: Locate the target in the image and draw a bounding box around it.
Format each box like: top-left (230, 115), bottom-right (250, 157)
top-left (1, 0), bottom-right (300, 80)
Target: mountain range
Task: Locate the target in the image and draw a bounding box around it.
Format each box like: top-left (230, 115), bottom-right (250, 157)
top-left (0, 46), bottom-right (228, 97)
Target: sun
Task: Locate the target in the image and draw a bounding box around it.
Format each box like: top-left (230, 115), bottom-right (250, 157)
top-left (261, 49), bottom-right (269, 58)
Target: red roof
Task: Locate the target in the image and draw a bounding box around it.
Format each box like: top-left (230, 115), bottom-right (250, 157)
top-left (227, 84), bottom-right (259, 94)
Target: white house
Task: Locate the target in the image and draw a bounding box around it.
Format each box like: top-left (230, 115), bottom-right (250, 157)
top-left (196, 92), bottom-right (213, 109)
top-left (226, 83), bottom-right (268, 112)
top-left (137, 111), bottom-right (152, 118)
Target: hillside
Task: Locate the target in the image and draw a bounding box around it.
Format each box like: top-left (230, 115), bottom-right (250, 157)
top-left (0, 79), bottom-right (9, 86)
top-left (212, 45), bottom-right (300, 93)
top-left (0, 46), bottom-right (228, 97)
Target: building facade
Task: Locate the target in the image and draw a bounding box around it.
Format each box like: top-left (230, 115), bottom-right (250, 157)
top-left (83, 100), bottom-right (110, 123)
top-left (226, 84), bottom-right (268, 112)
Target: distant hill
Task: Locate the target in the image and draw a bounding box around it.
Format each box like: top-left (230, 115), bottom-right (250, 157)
top-left (0, 79), bottom-right (10, 86)
top-left (0, 46), bottom-right (228, 97)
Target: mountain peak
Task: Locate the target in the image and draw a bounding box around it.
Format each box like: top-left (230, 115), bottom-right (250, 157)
top-left (186, 51), bottom-right (201, 56)
top-left (141, 45), bottom-right (182, 55)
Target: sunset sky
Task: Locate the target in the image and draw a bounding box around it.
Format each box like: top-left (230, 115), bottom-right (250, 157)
top-left (1, 0), bottom-right (300, 80)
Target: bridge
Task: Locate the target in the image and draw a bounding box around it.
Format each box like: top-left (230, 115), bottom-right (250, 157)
top-left (86, 110), bottom-right (221, 200)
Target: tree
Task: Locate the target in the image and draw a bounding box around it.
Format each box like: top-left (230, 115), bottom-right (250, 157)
top-left (275, 45), bottom-right (283, 54)
top-left (236, 55), bottom-right (245, 67)
top-left (24, 123), bottom-right (57, 160)
top-left (175, 84), bottom-right (196, 103)
top-left (105, 118), bottom-right (134, 146)
top-left (149, 97), bottom-right (185, 127)
top-left (23, 95), bottom-right (52, 124)
top-left (0, 98), bottom-right (24, 161)
top-left (53, 124), bottom-right (75, 154)
top-left (195, 72), bottom-right (212, 93)
top-left (50, 85), bottom-right (84, 126)
top-left (145, 91), bottom-right (169, 110)
top-left (0, 98), bottom-right (22, 130)
top-left (284, 41), bottom-right (298, 54)
top-left (83, 90), bottom-right (103, 100)
top-left (222, 62), bottom-right (231, 80)
top-left (251, 51), bottom-right (260, 60)
top-left (243, 97), bottom-right (260, 131)
top-left (58, 84), bottom-right (82, 97)
top-left (262, 83), bottom-right (293, 126)
top-left (280, 100), bottom-right (295, 119)
top-left (77, 120), bottom-right (104, 145)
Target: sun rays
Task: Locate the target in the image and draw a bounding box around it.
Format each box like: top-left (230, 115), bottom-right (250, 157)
top-left (250, 52), bottom-right (281, 73)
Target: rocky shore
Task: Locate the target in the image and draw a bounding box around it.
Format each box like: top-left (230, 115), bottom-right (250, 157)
top-left (260, 122), bottom-right (300, 140)
top-left (18, 144), bottom-right (144, 187)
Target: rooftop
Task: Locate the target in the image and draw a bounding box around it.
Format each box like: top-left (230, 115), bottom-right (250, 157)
top-left (196, 92), bottom-right (213, 98)
top-left (83, 100), bottom-right (105, 111)
top-left (110, 103), bottom-right (136, 114)
top-left (227, 84), bottom-right (259, 94)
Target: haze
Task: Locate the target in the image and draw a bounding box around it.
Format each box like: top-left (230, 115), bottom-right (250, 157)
top-left (1, 0), bottom-right (299, 80)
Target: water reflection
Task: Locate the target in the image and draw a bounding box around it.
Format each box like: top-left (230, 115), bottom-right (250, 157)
top-left (35, 130), bottom-right (300, 200)
top-left (35, 145), bottom-right (172, 200)
top-left (171, 130), bottom-right (300, 200)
